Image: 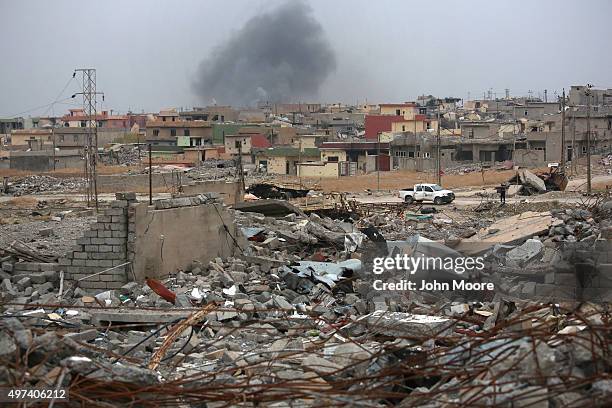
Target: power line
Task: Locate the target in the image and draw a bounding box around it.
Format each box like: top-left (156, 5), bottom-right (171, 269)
top-left (2, 75), bottom-right (77, 118)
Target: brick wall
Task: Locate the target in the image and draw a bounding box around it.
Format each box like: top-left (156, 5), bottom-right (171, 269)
top-left (60, 192), bottom-right (135, 290)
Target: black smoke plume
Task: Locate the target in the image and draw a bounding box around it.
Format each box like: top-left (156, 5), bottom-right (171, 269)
top-left (194, 1), bottom-right (336, 106)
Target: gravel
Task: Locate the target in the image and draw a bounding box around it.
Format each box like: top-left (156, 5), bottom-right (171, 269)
top-left (0, 215), bottom-right (96, 257)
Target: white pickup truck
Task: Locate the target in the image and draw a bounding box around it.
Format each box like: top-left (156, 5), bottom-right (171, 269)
top-left (398, 183), bottom-right (455, 205)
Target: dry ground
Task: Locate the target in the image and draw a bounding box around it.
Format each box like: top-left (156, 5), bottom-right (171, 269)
top-left (284, 169), bottom-right (518, 193)
top-left (0, 165), bottom-right (135, 178)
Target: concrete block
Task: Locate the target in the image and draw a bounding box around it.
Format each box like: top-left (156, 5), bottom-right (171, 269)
top-left (104, 208), bottom-right (126, 216)
top-left (76, 237), bottom-right (91, 245)
top-left (58, 258), bottom-right (72, 266)
top-left (112, 259), bottom-right (126, 266)
top-left (99, 260), bottom-right (114, 267)
top-left (97, 216), bottom-right (112, 223)
top-left (109, 223), bottom-right (124, 231)
top-left (24, 263), bottom-right (42, 271)
top-left (73, 252), bottom-right (87, 259)
top-left (90, 238), bottom-right (105, 245)
top-left (84, 245), bottom-right (99, 252)
top-left (82, 281), bottom-right (106, 289)
top-left (98, 231), bottom-right (112, 238)
top-left (84, 230), bottom-right (98, 238)
top-left (105, 238), bottom-right (124, 245)
top-left (98, 245), bottom-right (112, 253)
top-left (67, 266), bottom-right (84, 274)
top-left (112, 230), bottom-right (127, 238)
top-left (72, 259), bottom-right (86, 266)
top-left (112, 245), bottom-right (125, 253)
top-left (111, 200), bottom-right (129, 208)
top-left (30, 273), bottom-right (46, 284)
top-left (111, 216), bottom-right (126, 223)
top-left (85, 260), bottom-right (100, 267)
top-left (99, 274), bottom-right (116, 282)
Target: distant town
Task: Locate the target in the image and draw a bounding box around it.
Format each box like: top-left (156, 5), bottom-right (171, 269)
top-left (2, 84), bottom-right (610, 179)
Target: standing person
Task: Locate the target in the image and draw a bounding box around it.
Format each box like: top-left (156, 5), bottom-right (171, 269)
top-left (498, 183), bottom-right (507, 204)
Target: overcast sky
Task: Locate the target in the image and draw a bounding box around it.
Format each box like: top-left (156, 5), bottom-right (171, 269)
top-left (1, 0), bottom-right (611, 116)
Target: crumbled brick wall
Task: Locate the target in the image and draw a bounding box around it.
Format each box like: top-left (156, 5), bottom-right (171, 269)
top-left (60, 192), bottom-right (225, 292)
top-left (60, 192), bottom-right (135, 290)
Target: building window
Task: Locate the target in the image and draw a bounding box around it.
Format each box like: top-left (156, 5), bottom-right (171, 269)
top-left (402, 125), bottom-right (405, 131)
top-left (235, 141), bottom-right (241, 148)
top-left (170, 129), bottom-right (176, 137)
top-left (423, 152), bottom-right (431, 158)
top-left (172, 117), bottom-right (175, 121)
top-left (408, 151), bottom-right (415, 158)
top-left (395, 151), bottom-right (406, 157)
top-left (524, 110), bottom-right (528, 116)
top-left (80, 121), bottom-right (86, 127)
top-left (59, 135), bottom-right (64, 142)
top-left (153, 129), bottom-right (160, 137)
top-left (327, 156), bottom-right (339, 162)
top-left (73, 135), bottom-right (78, 142)
top-left (396, 109), bottom-right (401, 115)
top-left (184, 129), bottom-right (190, 136)
top-left (162, 117), bottom-right (166, 122)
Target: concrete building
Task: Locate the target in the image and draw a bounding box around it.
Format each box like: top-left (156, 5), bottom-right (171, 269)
top-left (9, 129), bottom-right (54, 149)
top-left (146, 120), bottom-right (213, 146)
top-left (254, 146), bottom-right (320, 175)
top-left (0, 117), bottom-right (24, 135)
top-left (319, 141), bottom-right (391, 174)
top-left (379, 103), bottom-right (419, 119)
top-left (569, 85), bottom-right (612, 106)
top-left (180, 106), bottom-right (239, 122)
top-left (60, 109), bottom-right (131, 129)
top-left (53, 127), bottom-right (130, 149)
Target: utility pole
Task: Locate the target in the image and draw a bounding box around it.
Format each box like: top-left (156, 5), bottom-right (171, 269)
top-left (237, 141), bottom-right (245, 192)
top-left (298, 136), bottom-right (302, 187)
top-left (148, 144), bottom-right (152, 205)
top-left (571, 109), bottom-right (576, 175)
top-left (561, 88), bottom-right (566, 170)
top-left (73, 68), bottom-right (104, 211)
top-left (52, 127), bottom-right (56, 171)
top-left (377, 132), bottom-right (381, 192)
top-left (586, 84), bottom-right (592, 194)
top-left (436, 100), bottom-right (441, 185)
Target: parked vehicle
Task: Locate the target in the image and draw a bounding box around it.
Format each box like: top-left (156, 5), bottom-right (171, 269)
top-left (398, 183), bottom-right (455, 205)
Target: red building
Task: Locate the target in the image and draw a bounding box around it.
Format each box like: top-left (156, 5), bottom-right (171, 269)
top-left (364, 114), bottom-right (405, 140)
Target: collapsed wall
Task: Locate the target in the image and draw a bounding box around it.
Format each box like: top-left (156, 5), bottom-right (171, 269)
top-left (59, 192), bottom-right (241, 292)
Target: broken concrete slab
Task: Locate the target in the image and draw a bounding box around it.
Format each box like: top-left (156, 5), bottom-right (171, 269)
top-left (506, 239), bottom-right (544, 267)
top-left (357, 311), bottom-right (455, 337)
top-left (453, 211), bottom-right (561, 255)
top-left (519, 169), bottom-right (546, 192)
top-left (234, 199), bottom-right (304, 217)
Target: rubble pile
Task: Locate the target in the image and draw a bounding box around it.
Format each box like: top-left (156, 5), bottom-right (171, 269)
top-left (5, 175), bottom-right (87, 196)
top-left (1, 277), bottom-right (611, 406)
top-left (103, 144), bottom-right (144, 166)
top-left (0, 195), bottom-right (611, 405)
top-left (184, 160), bottom-right (239, 181)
